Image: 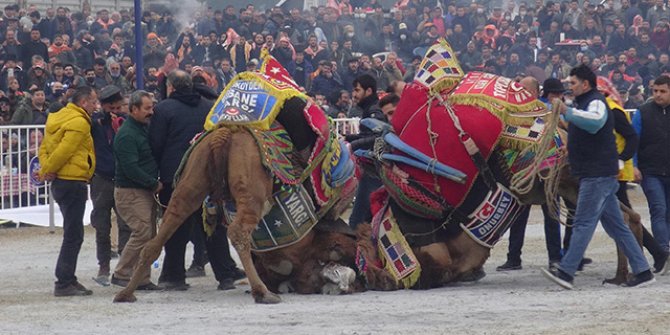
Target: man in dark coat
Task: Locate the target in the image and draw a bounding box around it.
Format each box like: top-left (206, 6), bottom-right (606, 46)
top-left (149, 70), bottom-right (243, 291)
top-left (90, 85), bottom-right (131, 286)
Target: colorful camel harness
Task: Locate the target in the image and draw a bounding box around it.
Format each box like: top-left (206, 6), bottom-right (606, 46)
top-left (355, 41), bottom-right (562, 288)
top-left (176, 71), bottom-right (356, 252)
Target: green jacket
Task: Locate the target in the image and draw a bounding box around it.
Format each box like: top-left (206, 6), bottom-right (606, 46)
top-left (11, 100), bottom-right (49, 125)
top-left (114, 117), bottom-right (159, 190)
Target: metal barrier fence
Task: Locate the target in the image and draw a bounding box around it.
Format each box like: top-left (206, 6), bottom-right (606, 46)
top-left (0, 125), bottom-right (49, 211)
top-left (332, 117), bottom-right (361, 136)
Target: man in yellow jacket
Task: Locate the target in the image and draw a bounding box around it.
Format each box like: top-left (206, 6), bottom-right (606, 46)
top-left (38, 86), bottom-right (98, 297)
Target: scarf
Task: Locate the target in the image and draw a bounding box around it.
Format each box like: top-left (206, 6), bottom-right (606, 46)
top-left (96, 18), bottom-right (115, 31)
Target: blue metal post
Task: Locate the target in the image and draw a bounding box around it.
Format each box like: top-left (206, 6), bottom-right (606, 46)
top-left (134, 0), bottom-right (144, 89)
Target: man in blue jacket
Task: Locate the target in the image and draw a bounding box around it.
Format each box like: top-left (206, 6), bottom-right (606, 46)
top-left (541, 65), bottom-right (654, 289)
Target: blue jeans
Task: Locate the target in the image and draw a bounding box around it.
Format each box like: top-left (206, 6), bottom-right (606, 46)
top-left (640, 175), bottom-right (670, 252)
top-left (52, 179), bottom-right (88, 288)
top-left (348, 174), bottom-right (382, 229)
top-left (558, 176), bottom-right (649, 277)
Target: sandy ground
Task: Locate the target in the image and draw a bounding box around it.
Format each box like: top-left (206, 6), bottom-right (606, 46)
top-left (1, 187), bottom-right (670, 335)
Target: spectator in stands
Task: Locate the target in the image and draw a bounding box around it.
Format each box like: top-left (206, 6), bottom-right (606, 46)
top-left (10, 87), bottom-right (48, 125)
top-left (216, 58), bottom-right (236, 90)
top-left (292, 50), bottom-right (312, 90)
top-left (546, 52), bottom-right (570, 80)
top-left (0, 95), bottom-right (10, 124)
top-left (331, 89), bottom-right (351, 116)
top-left (28, 11), bottom-right (49, 39)
top-left (0, 54), bottom-right (25, 93)
top-left (311, 61), bottom-right (343, 99)
top-left (21, 28), bottom-right (48, 68)
top-left (25, 62), bottom-right (50, 92)
top-left (140, 32), bottom-right (165, 71)
top-left (106, 61), bottom-right (130, 94)
top-left (50, 7), bottom-right (72, 40)
top-left (370, 56), bottom-right (401, 92)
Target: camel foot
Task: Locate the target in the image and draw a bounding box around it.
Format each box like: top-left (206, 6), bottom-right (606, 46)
top-left (254, 291), bottom-right (282, 304)
top-left (459, 268), bottom-right (486, 282)
top-left (113, 289), bottom-right (137, 303)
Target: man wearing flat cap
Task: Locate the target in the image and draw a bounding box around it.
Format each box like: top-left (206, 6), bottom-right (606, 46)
top-left (90, 85), bottom-right (131, 286)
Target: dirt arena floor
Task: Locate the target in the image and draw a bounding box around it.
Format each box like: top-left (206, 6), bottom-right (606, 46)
top-left (1, 187), bottom-right (669, 335)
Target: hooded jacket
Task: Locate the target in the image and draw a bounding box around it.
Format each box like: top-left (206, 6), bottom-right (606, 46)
top-left (38, 102), bottom-right (95, 181)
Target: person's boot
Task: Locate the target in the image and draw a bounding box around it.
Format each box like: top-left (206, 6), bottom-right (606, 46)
top-left (93, 263), bottom-right (111, 286)
top-left (496, 260), bottom-right (522, 271)
top-left (642, 227), bottom-right (670, 273)
top-left (185, 262), bottom-right (206, 278)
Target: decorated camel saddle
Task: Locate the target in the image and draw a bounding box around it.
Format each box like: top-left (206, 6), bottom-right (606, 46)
top-left (355, 40), bottom-right (563, 287)
top-left (184, 55), bottom-right (357, 252)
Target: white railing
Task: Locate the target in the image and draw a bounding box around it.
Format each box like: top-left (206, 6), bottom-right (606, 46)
top-left (333, 117), bottom-right (361, 136)
top-left (0, 125), bottom-right (49, 211)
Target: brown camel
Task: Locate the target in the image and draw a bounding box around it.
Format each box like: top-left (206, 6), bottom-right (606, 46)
top-left (113, 115), bottom-right (359, 304)
top-left (357, 150), bottom-right (645, 290)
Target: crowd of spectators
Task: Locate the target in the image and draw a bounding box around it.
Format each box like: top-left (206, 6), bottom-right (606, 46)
top-left (0, 0), bottom-right (668, 128)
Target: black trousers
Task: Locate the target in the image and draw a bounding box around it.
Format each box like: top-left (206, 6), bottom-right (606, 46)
top-left (506, 203), bottom-right (563, 264)
top-left (190, 222), bottom-right (208, 267)
top-left (205, 223), bottom-right (239, 282)
top-left (52, 179), bottom-right (88, 288)
top-left (158, 184), bottom-right (238, 284)
top-left (90, 175), bottom-right (130, 267)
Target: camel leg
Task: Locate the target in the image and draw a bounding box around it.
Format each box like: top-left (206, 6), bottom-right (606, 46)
top-left (226, 132), bottom-right (279, 304)
top-left (603, 204), bottom-right (644, 285)
top-left (114, 132), bottom-right (220, 303)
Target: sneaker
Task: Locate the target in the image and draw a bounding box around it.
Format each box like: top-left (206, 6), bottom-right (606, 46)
top-left (111, 275), bottom-right (130, 287)
top-left (653, 252), bottom-right (669, 274)
top-left (157, 281), bottom-right (190, 291)
top-left (623, 270), bottom-right (656, 288)
top-left (92, 275), bottom-right (110, 287)
top-left (137, 282), bottom-right (163, 291)
top-left (185, 264), bottom-right (206, 278)
top-left (548, 260), bottom-right (561, 270)
top-left (55, 282), bottom-right (93, 297)
top-left (496, 260), bottom-right (522, 271)
top-left (217, 278), bottom-right (236, 291)
top-left (541, 267), bottom-right (574, 290)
